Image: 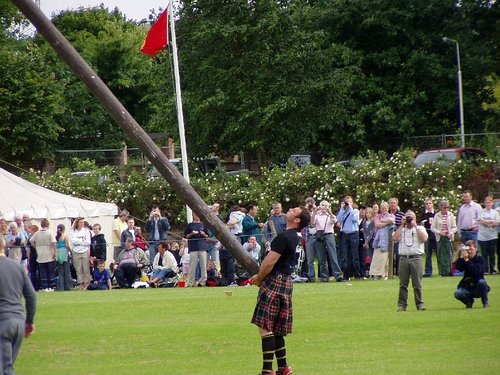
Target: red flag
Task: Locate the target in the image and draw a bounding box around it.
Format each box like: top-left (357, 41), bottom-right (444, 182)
top-left (140, 9), bottom-right (168, 57)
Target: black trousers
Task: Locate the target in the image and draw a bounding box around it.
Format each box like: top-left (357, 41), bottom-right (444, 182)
top-left (114, 263), bottom-right (139, 287)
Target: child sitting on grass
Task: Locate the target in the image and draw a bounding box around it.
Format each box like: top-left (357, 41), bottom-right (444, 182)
top-left (87, 259), bottom-right (112, 290)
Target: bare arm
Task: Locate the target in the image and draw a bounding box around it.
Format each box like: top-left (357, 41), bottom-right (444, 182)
top-left (251, 251), bottom-right (280, 286)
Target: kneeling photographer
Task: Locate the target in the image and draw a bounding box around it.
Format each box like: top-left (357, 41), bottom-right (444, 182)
top-left (454, 241), bottom-right (490, 308)
top-left (392, 211), bottom-right (428, 311)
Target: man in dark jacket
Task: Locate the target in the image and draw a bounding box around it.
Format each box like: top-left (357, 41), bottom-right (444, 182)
top-left (144, 205), bottom-right (170, 264)
top-left (454, 240), bottom-right (490, 308)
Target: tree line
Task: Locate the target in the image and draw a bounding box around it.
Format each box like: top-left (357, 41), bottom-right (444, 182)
top-left (0, 0), bottom-right (498, 168)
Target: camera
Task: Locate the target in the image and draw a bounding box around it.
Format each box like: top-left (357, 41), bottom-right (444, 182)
top-left (405, 216), bottom-right (413, 223)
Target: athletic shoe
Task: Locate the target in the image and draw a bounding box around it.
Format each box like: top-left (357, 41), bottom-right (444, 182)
top-left (397, 306), bottom-right (406, 312)
top-left (277, 366), bottom-right (292, 375)
top-left (417, 305), bottom-right (426, 311)
top-left (483, 304), bottom-right (490, 308)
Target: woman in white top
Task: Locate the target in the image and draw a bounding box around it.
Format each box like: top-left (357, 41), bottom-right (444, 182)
top-left (70, 217), bottom-right (91, 289)
top-left (478, 196), bottom-right (500, 274)
top-left (430, 200), bottom-right (457, 276)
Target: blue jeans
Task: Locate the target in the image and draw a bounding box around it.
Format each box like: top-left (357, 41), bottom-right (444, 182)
top-left (305, 236), bottom-right (317, 279)
top-left (148, 241), bottom-right (159, 265)
top-left (151, 267), bottom-right (175, 281)
top-left (454, 279), bottom-right (490, 306)
top-left (341, 232), bottom-right (361, 278)
top-left (315, 234), bottom-right (343, 280)
top-left (56, 261), bottom-right (73, 291)
top-left (460, 231), bottom-right (478, 247)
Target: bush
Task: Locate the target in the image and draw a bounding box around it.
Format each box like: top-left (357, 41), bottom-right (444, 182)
top-left (24, 148), bottom-right (496, 226)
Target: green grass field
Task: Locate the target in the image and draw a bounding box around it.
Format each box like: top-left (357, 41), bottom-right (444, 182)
top-left (16, 276), bottom-right (500, 375)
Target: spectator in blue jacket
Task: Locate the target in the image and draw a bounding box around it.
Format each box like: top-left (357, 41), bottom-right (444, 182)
top-left (337, 196), bottom-right (362, 279)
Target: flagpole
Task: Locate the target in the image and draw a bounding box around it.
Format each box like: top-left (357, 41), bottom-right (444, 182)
top-left (168, 0), bottom-right (192, 224)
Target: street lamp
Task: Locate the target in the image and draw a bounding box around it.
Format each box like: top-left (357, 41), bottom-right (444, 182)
top-left (442, 37), bottom-right (465, 147)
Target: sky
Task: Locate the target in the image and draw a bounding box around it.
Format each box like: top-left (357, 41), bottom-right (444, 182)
top-left (39, 0), bottom-right (168, 22)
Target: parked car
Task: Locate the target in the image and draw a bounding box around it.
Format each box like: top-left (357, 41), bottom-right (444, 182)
top-left (414, 147), bottom-right (487, 167)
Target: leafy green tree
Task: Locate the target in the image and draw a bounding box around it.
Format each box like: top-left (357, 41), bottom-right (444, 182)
top-left (35, 6), bottom-right (162, 152)
top-left (176, 0), bottom-right (363, 163)
top-left (0, 41), bottom-right (64, 166)
top-left (310, 0), bottom-right (497, 152)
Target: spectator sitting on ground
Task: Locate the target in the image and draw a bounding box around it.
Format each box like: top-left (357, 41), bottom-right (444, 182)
top-left (170, 241), bottom-right (182, 266)
top-left (114, 238), bottom-right (149, 288)
top-left (149, 241), bottom-right (179, 288)
top-left (87, 259), bottom-right (112, 290)
top-left (243, 235), bottom-right (262, 264)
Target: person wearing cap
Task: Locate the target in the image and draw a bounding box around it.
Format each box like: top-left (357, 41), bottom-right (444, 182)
top-left (112, 210), bottom-right (129, 261)
top-left (114, 238), bottom-right (149, 288)
top-left (454, 240), bottom-right (490, 308)
top-left (0, 235), bottom-right (36, 375)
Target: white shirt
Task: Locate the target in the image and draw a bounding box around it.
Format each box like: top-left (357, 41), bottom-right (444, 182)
top-left (399, 226), bottom-right (427, 256)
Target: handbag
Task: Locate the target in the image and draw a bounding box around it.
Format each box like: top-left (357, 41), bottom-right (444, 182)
top-left (315, 230), bottom-right (325, 241)
top-left (314, 215), bottom-right (329, 242)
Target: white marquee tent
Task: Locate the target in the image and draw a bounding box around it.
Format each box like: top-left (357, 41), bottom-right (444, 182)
top-left (0, 168), bottom-right (118, 262)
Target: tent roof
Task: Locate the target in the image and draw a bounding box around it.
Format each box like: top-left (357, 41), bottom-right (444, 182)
top-left (0, 168), bottom-right (118, 221)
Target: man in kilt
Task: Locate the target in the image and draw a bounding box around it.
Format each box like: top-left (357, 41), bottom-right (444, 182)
top-left (251, 206), bottom-right (311, 375)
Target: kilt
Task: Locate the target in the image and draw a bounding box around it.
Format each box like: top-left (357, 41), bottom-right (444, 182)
top-left (251, 273), bottom-right (293, 336)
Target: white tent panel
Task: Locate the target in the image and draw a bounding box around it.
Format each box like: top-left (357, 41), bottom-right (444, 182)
top-left (0, 168), bottom-right (118, 263)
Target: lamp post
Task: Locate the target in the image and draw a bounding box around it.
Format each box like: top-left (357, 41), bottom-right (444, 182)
top-left (442, 37), bottom-right (465, 147)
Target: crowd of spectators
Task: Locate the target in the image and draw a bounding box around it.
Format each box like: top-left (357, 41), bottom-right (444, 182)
top-left (1, 190), bottom-right (498, 292)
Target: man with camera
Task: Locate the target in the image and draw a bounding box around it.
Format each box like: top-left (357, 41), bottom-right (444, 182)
top-left (144, 205), bottom-right (171, 265)
top-left (454, 240), bottom-right (490, 308)
top-left (392, 210), bottom-right (428, 311)
top-left (337, 196), bottom-right (362, 279)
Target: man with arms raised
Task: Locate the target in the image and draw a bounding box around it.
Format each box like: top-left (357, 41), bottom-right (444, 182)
top-left (251, 206), bottom-right (311, 375)
top-left (0, 236), bottom-right (36, 375)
